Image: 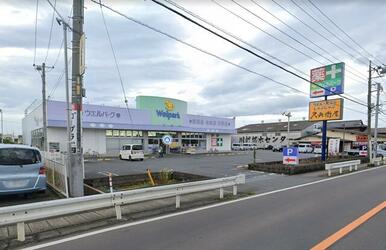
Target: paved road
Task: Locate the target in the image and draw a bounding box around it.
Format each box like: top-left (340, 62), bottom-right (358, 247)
top-left (85, 150), bottom-right (317, 178)
top-left (32, 166), bottom-right (386, 250)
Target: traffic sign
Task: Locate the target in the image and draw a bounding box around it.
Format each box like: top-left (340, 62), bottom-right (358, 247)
top-left (162, 135), bottom-right (173, 145)
top-left (283, 147), bottom-right (299, 165)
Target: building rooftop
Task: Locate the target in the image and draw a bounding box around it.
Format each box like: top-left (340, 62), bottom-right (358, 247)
top-left (237, 120), bottom-right (366, 133)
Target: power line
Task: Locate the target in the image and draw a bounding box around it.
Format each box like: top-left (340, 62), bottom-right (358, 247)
top-left (98, 0), bottom-right (133, 123)
top-left (44, 0), bottom-right (57, 63)
top-left (212, 0), bottom-right (326, 66)
top-left (33, 0), bottom-right (39, 66)
top-left (289, 0), bottom-right (368, 66)
top-left (151, 0), bottom-right (366, 107)
top-left (164, 0), bottom-right (307, 77)
top-left (211, 0), bottom-right (364, 99)
top-left (47, 56), bottom-right (71, 100)
top-left (92, 0), bottom-right (367, 112)
top-left (247, 0), bottom-right (368, 83)
top-left (165, 0), bottom-right (369, 104)
top-left (271, 0), bottom-right (367, 68)
top-left (306, 0), bottom-right (383, 66)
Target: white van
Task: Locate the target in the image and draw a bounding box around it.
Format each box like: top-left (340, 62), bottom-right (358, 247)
top-left (119, 144), bottom-right (144, 161)
top-left (298, 144), bottom-right (313, 153)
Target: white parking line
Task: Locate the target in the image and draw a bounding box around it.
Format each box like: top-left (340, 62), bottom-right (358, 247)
top-left (23, 165), bottom-right (386, 250)
top-left (98, 171), bottom-right (119, 176)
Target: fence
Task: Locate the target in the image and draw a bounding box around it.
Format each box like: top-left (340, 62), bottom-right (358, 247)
top-left (42, 152), bottom-right (69, 198)
top-left (0, 174), bottom-right (245, 241)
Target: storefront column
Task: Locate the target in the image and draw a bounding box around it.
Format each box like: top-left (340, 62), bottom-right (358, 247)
top-left (177, 132), bottom-right (182, 153)
top-left (143, 131), bottom-right (149, 154)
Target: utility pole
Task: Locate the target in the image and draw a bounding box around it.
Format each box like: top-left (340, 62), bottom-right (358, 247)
top-left (70, 0), bottom-right (85, 197)
top-left (367, 60), bottom-right (372, 163)
top-left (0, 109), bottom-right (3, 143)
top-left (373, 82), bottom-right (382, 159)
top-left (35, 63), bottom-right (52, 152)
top-left (282, 112), bottom-right (291, 147)
top-left (56, 17), bottom-right (72, 176)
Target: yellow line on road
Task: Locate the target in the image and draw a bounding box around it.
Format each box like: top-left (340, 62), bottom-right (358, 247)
top-left (311, 201), bottom-right (386, 250)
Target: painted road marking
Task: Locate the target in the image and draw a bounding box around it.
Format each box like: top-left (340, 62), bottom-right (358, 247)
top-left (311, 201), bottom-right (386, 250)
top-left (98, 171), bottom-right (119, 176)
top-left (24, 165), bottom-right (386, 250)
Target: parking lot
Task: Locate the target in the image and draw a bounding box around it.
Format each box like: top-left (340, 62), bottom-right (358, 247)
top-left (0, 150), bottom-right (319, 207)
top-left (84, 150), bottom-right (318, 179)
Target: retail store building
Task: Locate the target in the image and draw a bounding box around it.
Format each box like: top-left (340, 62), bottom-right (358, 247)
top-left (22, 96), bottom-right (235, 155)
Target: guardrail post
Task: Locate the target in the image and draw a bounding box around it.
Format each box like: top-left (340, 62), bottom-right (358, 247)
top-left (339, 168), bottom-right (343, 175)
top-left (220, 188), bottom-right (224, 199)
top-left (115, 205), bottom-right (122, 220)
top-left (355, 164), bottom-right (358, 171)
top-left (176, 195), bottom-right (181, 208)
top-left (349, 166), bottom-right (352, 172)
top-left (233, 185), bottom-right (237, 196)
top-left (328, 169), bottom-right (331, 177)
top-left (17, 222), bottom-right (25, 241)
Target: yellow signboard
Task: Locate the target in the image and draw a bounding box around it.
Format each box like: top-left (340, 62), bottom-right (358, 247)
top-left (309, 98), bottom-right (343, 121)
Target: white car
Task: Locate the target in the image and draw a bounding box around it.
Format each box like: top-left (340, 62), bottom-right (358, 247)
top-left (119, 144), bottom-right (144, 161)
top-left (313, 145), bottom-right (322, 154)
top-left (298, 144), bottom-right (314, 153)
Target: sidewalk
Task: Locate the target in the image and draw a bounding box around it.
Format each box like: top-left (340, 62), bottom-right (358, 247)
top-left (0, 189), bottom-right (246, 249)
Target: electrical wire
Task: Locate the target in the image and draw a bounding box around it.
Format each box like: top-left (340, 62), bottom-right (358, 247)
top-left (271, 0), bottom-right (367, 67)
top-left (212, 0), bottom-right (326, 66)
top-left (164, 0), bottom-right (307, 77)
top-left (152, 0), bottom-right (367, 107)
top-left (33, 0), bottom-right (39, 66)
top-left (44, 0), bottom-right (57, 63)
top-left (92, 0), bottom-right (368, 114)
top-left (165, 0), bottom-right (370, 104)
top-left (307, 0), bottom-right (384, 66)
top-left (289, 0), bottom-right (368, 65)
top-left (98, 0), bottom-right (133, 123)
top-left (247, 0), bottom-right (368, 83)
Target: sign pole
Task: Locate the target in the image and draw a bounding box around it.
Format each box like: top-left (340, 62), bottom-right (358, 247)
top-left (321, 96), bottom-right (328, 161)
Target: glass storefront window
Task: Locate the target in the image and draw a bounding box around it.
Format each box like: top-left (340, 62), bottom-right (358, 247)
top-left (132, 131), bottom-right (139, 137)
top-left (126, 131), bottom-right (132, 137)
top-left (138, 131), bottom-right (143, 137)
top-left (106, 130), bottom-right (113, 137)
top-left (148, 132), bottom-right (156, 137)
top-left (113, 130), bottom-right (120, 137)
top-left (120, 130), bottom-right (126, 137)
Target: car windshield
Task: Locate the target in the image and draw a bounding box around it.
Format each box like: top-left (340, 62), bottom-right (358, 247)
top-left (0, 148), bottom-right (41, 165)
top-left (132, 145), bottom-right (143, 150)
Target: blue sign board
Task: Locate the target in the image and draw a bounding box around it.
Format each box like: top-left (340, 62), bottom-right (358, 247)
top-left (162, 135), bottom-right (173, 145)
top-left (283, 147), bottom-right (299, 165)
top-left (283, 147), bottom-right (299, 157)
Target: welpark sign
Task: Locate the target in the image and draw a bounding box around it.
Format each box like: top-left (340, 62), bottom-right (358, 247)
top-left (310, 62), bottom-right (345, 98)
top-left (136, 96), bottom-right (187, 126)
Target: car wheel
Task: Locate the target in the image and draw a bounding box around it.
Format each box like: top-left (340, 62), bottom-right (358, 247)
top-left (129, 156), bottom-right (132, 161)
top-left (119, 154), bottom-right (123, 160)
top-left (140, 158), bottom-right (144, 161)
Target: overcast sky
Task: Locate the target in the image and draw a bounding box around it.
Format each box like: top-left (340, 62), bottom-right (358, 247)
top-left (1, 0), bottom-right (386, 134)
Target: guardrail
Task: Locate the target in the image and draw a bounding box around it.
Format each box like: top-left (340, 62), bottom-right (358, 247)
top-left (0, 174), bottom-right (245, 242)
top-left (325, 160), bottom-right (361, 176)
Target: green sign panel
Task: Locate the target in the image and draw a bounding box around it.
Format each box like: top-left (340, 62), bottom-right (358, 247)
top-left (310, 62), bottom-right (345, 98)
top-left (136, 96), bottom-right (187, 126)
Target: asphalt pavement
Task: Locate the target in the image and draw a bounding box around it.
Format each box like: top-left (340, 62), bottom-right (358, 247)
top-left (84, 150), bottom-right (317, 178)
top-left (31, 166), bottom-right (386, 250)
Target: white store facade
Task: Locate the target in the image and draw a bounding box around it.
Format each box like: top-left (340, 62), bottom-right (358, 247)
top-left (22, 96), bottom-right (235, 156)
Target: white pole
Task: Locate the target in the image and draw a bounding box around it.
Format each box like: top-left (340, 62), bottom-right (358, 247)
top-left (0, 109), bottom-right (3, 143)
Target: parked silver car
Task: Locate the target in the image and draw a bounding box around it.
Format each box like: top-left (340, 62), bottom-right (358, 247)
top-left (0, 144), bottom-right (46, 195)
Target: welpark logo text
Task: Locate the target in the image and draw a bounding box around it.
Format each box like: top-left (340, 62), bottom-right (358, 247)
top-left (156, 110), bottom-right (181, 120)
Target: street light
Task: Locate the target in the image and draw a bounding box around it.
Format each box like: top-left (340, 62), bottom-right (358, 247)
top-left (0, 109), bottom-right (3, 144)
top-left (282, 111), bottom-right (292, 147)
